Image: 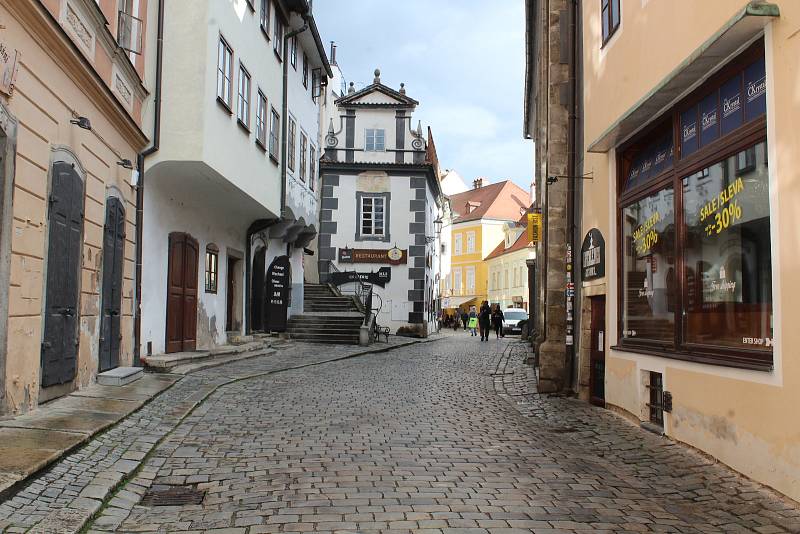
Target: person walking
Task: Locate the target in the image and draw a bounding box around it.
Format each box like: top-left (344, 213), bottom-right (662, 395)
top-left (491, 304), bottom-right (505, 339)
top-left (478, 301), bottom-right (491, 341)
top-left (468, 306), bottom-right (478, 336)
top-left (461, 310), bottom-right (469, 331)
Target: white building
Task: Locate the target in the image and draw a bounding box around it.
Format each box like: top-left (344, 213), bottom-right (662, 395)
top-left (486, 218), bottom-right (535, 310)
top-left (317, 70), bottom-right (443, 336)
top-left (140, 0), bottom-right (331, 355)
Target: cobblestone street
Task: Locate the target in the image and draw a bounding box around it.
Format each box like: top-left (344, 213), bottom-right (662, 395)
top-left (2, 334), bottom-right (799, 533)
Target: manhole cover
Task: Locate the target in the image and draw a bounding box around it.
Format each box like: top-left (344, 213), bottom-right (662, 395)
top-left (141, 485), bottom-right (206, 506)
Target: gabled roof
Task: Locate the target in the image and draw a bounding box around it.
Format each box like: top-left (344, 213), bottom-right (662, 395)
top-left (449, 180), bottom-right (531, 224)
top-left (335, 73), bottom-right (419, 108)
top-left (485, 225), bottom-right (533, 260)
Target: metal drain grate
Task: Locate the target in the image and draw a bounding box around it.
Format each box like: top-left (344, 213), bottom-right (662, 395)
top-left (140, 485), bottom-right (206, 506)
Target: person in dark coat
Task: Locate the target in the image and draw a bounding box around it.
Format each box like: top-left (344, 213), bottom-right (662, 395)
top-left (460, 310), bottom-right (469, 331)
top-left (478, 301), bottom-right (492, 341)
top-left (491, 304), bottom-right (505, 339)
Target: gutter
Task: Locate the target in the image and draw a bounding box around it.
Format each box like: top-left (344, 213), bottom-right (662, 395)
top-left (134, 0), bottom-right (164, 365)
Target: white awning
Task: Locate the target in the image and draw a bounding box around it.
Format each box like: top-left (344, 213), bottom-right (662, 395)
top-left (442, 295), bottom-right (477, 309)
top-left (588, 2), bottom-right (779, 153)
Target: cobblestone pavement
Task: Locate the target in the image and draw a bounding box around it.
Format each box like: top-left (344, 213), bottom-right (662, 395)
top-left (0, 337), bottom-right (420, 533)
top-left (74, 334), bottom-right (799, 534)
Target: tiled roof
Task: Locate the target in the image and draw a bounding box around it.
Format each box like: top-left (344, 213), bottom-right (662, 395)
top-left (484, 222), bottom-right (533, 261)
top-left (449, 181), bottom-right (531, 224)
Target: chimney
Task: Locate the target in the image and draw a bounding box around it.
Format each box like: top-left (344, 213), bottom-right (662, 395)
top-left (330, 41), bottom-right (337, 66)
top-left (473, 178), bottom-right (483, 189)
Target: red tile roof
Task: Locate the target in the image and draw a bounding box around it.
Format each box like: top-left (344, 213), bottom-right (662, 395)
top-left (449, 180), bottom-right (530, 224)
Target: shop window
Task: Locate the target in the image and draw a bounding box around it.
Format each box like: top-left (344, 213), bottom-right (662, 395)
top-left (205, 244), bottom-right (219, 293)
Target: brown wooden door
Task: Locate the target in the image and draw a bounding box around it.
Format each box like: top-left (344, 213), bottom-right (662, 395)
top-left (589, 296), bottom-right (606, 406)
top-left (41, 162), bottom-right (84, 387)
top-left (165, 232), bottom-right (198, 353)
top-left (99, 197), bottom-right (125, 371)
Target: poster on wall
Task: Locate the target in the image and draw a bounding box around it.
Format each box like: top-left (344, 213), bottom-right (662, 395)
top-left (581, 229), bottom-right (605, 281)
top-left (266, 255), bottom-right (291, 332)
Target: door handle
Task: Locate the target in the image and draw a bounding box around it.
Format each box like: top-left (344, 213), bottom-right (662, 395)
top-left (63, 308), bottom-right (75, 317)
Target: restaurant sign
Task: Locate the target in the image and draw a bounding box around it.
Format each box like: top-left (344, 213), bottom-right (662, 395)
top-left (581, 228), bottom-right (605, 281)
top-left (338, 246), bottom-right (407, 265)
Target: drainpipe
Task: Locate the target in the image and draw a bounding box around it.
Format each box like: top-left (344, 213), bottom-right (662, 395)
top-left (134, 0), bottom-right (164, 366)
top-left (280, 17), bottom-right (309, 219)
top-left (566, 0), bottom-right (580, 391)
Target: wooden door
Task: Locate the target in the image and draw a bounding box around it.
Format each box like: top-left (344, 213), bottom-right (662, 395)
top-left (41, 162), bottom-right (83, 387)
top-left (99, 198), bottom-right (125, 371)
top-left (165, 232), bottom-right (198, 353)
top-left (226, 256), bottom-right (237, 332)
top-left (589, 296), bottom-right (606, 406)
top-left (250, 247), bottom-right (266, 332)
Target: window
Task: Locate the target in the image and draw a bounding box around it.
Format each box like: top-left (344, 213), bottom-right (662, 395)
top-left (216, 36), bottom-right (233, 108)
top-left (299, 132), bottom-right (307, 182)
top-left (311, 68), bottom-right (320, 103)
top-left (454, 234), bottom-right (463, 256)
top-left (365, 129), bottom-right (385, 151)
top-left (601, 0), bottom-right (620, 45)
top-left (302, 53), bottom-right (308, 89)
top-left (360, 195), bottom-right (386, 237)
top-left (466, 231), bottom-right (476, 253)
top-left (269, 107), bottom-right (280, 159)
top-left (618, 43), bottom-right (771, 369)
top-left (309, 145), bottom-right (316, 190)
top-left (466, 267), bottom-right (475, 291)
top-left (255, 90), bottom-right (267, 148)
top-left (205, 245), bottom-right (219, 293)
top-left (245, 0), bottom-right (254, 11)
top-left (290, 36), bottom-right (297, 69)
top-left (260, 0), bottom-right (270, 36)
top-left (237, 64), bottom-right (251, 128)
top-left (504, 270), bottom-right (509, 289)
top-left (287, 117), bottom-right (296, 171)
top-left (453, 269), bottom-right (462, 295)
top-left (273, 15), bottom-right (284, 57)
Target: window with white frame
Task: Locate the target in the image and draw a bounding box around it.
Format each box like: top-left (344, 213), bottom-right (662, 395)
top-left (302, 52), bottom-right (308, 89)
top-left (287, 117), bottom-right (296, 171)
top-left (290, 36), bottom-right (297, 68)
top-left (255, 90), bottom-right (267, 147)
top-left (454, 233), bottom-right (463, 256)
top-left (365, 129), bottom-right (385, 151)
top-left (299, 132), bottom-right (307, 182)
top-left (260, 0), bottom-right (270, 35)
top-left (216, 36), bottom-right (233, 108)
top-left (237, 64), bottom-right (251, 128)
top-left (269, 107), bottom-right (279, 158)
top-left (359, 195), bottom-right (386, 237)
top-left (309, 145), bottom-right (316, 190)
top-left (273, 15), bottom-right (283, 57)
top-left (466, 267), bottom-right (475, 291)
top-left (453, 269), bottom-right (462, 295)
top-left (504, 269), bottom-right (509, 289)
top-left (466, 231), bottom-right (476, 253)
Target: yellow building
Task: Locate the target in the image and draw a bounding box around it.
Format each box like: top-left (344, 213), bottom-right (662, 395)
top-left (443, 179), bottom-right (530, 312)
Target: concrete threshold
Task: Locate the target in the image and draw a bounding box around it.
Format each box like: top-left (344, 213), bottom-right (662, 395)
top-left (0, 373), bottom-right (179, 500)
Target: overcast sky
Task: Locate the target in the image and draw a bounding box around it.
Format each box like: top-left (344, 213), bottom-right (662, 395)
top-left (313, 0), bottom-right (532, 191)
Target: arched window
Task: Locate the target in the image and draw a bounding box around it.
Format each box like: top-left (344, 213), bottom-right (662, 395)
top-left (205, 243), bottom-right (219, 293)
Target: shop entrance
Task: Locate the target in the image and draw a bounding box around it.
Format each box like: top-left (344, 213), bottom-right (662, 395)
top-left (589, 296), bottom-right (606, 406)
top-left (165, 232), bottom-right (198, 353)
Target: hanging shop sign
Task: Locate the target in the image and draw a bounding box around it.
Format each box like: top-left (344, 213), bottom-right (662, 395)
top-left (581, 228), bottom-right (605, 280)
top-left (527, 213), bottom-right (542, 244)
top-left (338, 246), bottom-right (407, 265)
top-left (329, 267), bottom-right (391, 287)
top-left (266, 255), bottom-right (291, 332)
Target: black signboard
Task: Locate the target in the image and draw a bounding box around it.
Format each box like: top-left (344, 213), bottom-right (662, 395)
top-left (581, 229), bottom-right (605, 281)
top-left (266, 255), bottom-right (291, 332)
top-left (329, 267), bottom-right (391, 287)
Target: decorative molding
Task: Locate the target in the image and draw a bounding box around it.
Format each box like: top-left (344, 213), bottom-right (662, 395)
top-left (50, 144), bottom-right (87, 182)
top-left (60, 0), bottom-right (96, 58)
top-left (112, 63), bottom-right (133, 111)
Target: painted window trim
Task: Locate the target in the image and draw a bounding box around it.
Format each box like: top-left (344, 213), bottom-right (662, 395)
top-left (237, 62), bottom-right (251, 131)
top-left (466, 231), bottom-right (476, 254)
top-left (255, 89), bottom-right (268, 149)
top-left (269, 106), bottom-right (280, 161)
top-left (216, 35), bottom-right (234, 111)
top-left (260, 0), bottom-right (271, 39)
top-left (287, 116), bottom-right (296, 172)
top-left (355, 191), bottom-right (391, 242)
top-left (365, 128), bottom-right (386, 152)
top-left (205, 244), bottom-right (219, 294)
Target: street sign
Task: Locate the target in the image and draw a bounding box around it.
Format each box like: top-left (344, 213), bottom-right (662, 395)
top-left (527, 213), bottom-right (542, 244)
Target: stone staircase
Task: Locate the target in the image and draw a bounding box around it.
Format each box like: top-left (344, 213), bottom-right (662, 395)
top-left (286, 284), bottom-right (365, 344)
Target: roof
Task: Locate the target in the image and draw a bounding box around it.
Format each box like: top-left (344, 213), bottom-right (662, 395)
top-left (335, 73), bottom-right (419, 108)
top-left (449, 181), bottom-right (531, 224)
top-left (280, 0), bottom-right (333, 77)
top-left (484, 225), bottom-right (533, 261)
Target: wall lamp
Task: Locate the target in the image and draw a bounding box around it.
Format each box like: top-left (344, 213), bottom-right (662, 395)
top-left (70, 116), bottom-right (92, 130)
top-left (117, 159), bottom-right (133, 170)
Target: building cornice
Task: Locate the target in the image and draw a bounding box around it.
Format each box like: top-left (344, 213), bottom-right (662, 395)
top-left (10, 0), bottom-right (149, 148)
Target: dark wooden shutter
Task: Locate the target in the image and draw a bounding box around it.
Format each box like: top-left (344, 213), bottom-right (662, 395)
top-left (99, 197), bottom-right (125, 371)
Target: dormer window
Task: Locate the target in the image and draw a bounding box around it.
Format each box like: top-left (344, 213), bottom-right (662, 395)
top-left (365, 129), bottom-right (385, 151)
top-left (466, 201), bottom-right (481, 213)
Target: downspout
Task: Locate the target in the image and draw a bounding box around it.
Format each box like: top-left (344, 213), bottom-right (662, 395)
top-left (280, 17), bottom-right (309, 219)
top-left (566, 0), bottom-right (579, 391)
top-left (134, 0), bottom-right (164, 365)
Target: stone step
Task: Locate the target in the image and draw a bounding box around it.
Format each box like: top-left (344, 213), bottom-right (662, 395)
top-left (142, 341), bottom-right (269, 372)
top-left (96, 367), bottom-right (143, 386)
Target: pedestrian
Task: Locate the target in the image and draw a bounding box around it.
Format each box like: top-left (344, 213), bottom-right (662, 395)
top-left (491, 304), bottom-right (505, 339)
top-left (461, 310), bottom-right (469, 331)
top-left (478, 301), bottom-right (491, 341)
top-left (468, 306), bottom-right (478, 336)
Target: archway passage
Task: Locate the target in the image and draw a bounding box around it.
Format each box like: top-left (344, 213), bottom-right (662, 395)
top-left (41, 162), bottom-right (84, 387)
top-left (165, 232), bottom-right (198, 353)
top-left (99, 197), bottom-right (125, 371)
top-left (250, 246), bottom-right (266, 332)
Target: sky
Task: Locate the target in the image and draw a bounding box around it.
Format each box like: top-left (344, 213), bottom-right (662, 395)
top-left (313, 0), bottom-right (533, 191)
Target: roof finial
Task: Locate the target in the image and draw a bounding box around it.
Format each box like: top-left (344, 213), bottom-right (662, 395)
top-left (348, 81), bottom-right (355, 94)
top-left (416, 120), bottom-right (423, 137)
top-left (373, 68), bottom-right (381, 84)
top-left (328, 118), bottom-right (335, 135)
top-left (399, 83), bottom-right (406, 95)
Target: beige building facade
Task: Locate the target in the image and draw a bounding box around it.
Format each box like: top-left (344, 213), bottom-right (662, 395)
top-left (0, 0), bottom-right (150, 414)
top-left (578, 0), bottom-right (799, 502)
